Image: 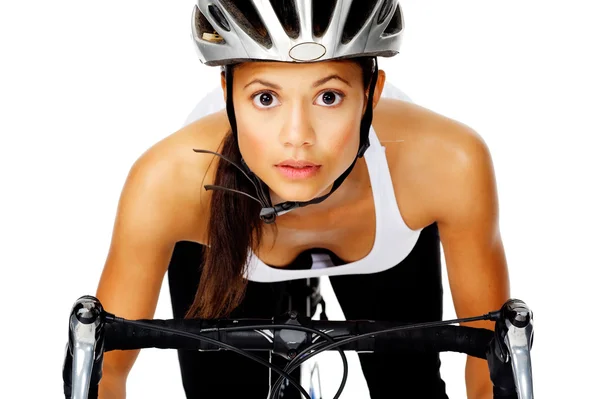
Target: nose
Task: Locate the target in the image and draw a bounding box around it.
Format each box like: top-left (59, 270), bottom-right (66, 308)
top-left (279, 101), bottom-right (316, 148)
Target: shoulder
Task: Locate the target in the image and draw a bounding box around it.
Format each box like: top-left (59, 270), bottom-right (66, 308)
top-left (373, 99), bottom-right (496, 228)
top-left (122, 110), bottom-right (230, 243)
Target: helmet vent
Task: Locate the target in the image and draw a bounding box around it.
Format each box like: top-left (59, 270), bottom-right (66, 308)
top-left (195, 6), bottom-right (226, 44)
top-left (383, 4), bottom-right (402, 36)
top-left (208, 4), bottom-right (230, 32)
top-left (269, 0), bottom-right (300, 39)
top-left (312, 0), bottom-right (337, 38)
top-left (219, 0), bottom-right (273, 48)
top-left (377, 0), bottom-right (394, 24)
top-left (341, 0), bottom-right (379, 44)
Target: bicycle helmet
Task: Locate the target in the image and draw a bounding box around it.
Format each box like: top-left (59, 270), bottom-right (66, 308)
top-left (190, 0), bottom-right (404, 223)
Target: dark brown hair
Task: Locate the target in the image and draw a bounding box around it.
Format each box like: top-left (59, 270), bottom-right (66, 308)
top-left (185, 1), bottom-right (378, 320)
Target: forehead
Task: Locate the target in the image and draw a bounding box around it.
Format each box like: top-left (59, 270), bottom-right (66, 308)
top-left (234, 60), bottom-right (362, 81)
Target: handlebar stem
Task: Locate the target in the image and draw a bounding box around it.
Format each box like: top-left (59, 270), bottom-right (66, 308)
top-left (273, 311), bottom-right (309, 360)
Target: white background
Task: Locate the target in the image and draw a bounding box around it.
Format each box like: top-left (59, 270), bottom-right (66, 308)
top-left (1, 0), bottom-right (599, 398)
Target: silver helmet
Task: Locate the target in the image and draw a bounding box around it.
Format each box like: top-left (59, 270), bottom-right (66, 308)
top-left (191, 0), bottom-right (404, 66)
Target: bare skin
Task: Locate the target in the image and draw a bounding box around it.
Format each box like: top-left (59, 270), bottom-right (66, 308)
top-left (96, 62), bottom-right (509, 399)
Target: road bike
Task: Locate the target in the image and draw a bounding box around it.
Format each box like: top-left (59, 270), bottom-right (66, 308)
top-left (62, 293), bottom-right (534, 398)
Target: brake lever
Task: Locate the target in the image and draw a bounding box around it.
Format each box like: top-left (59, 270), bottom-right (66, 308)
top-left (63, 296), bottom-right (106, 399)
top-left (503, 299), bottom-right (534, 399)
top-left (486, 299), bottom-right (534, 399)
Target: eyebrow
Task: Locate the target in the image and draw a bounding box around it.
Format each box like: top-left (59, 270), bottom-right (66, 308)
top-left (243, 74), bottom-right (352, 90)
top-left (312, 74), bottom-right (352, 88)
top-left (244, 79), bottom-right (281, 90)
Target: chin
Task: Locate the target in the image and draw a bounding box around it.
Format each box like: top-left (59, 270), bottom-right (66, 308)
top-left (269, 182), bottom-right (326, 203)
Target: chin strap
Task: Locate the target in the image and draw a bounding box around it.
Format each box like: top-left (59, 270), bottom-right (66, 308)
top-left (196, 59), bottom-right (379, 224)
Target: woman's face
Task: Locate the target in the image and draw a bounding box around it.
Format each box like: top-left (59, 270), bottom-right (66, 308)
top-left (227, 60), bottom-right (369, 203)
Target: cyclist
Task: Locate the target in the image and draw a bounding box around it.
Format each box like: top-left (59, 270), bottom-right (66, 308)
top-left (95, 1), bottom-right (511, 398)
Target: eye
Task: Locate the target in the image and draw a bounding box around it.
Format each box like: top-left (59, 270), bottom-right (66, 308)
top-left (252, 92), bottom-right (281, 109)
top-left (315, 91), bottom-right (344, 107)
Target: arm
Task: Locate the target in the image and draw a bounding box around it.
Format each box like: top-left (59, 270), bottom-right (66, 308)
top-left (433, 125), bottom-right (510, 399)
top-left (95, 141), bottom-right (208, 398)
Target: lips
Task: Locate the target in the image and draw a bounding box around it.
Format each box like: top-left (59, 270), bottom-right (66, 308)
top-left (276, 159), bottom-right (320, 168)
top-left (275, 159), bottom-right (321, 179)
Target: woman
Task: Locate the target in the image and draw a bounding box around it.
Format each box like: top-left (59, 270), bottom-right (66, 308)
top-left (96, 1), bottom-right (510, 398)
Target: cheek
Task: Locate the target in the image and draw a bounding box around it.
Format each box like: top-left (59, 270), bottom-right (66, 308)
top-left (315, 108), bottom-right (362, 160)
top-left (325, 125), bottom-right (358, 151)
top-left (235, 108), bottom-right (275, 166)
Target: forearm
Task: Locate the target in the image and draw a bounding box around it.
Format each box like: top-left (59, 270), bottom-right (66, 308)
top-left (466, 356), bottom-right (493, 399)
top-left (471, 389), bottom-right (493, 399)
top-left (98, 372), bottom-right (126, 399)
